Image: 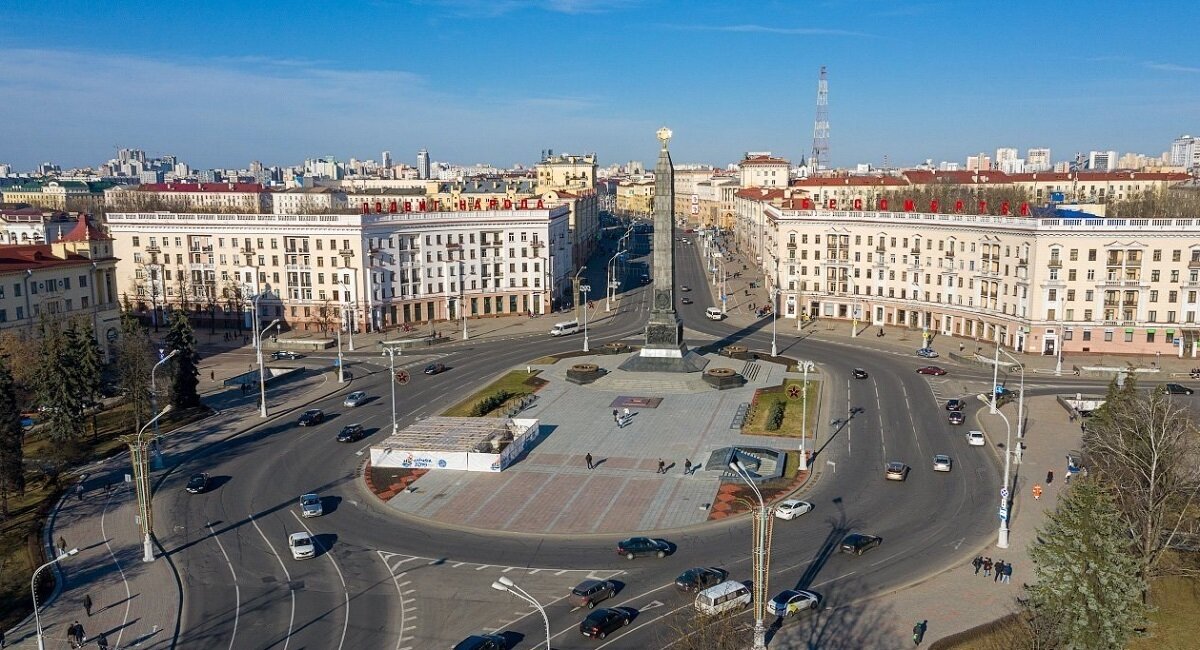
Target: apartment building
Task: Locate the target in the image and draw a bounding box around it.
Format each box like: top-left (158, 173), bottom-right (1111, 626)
top-left (615, 177), bottom-right (654, 216)
top-left (737, 155), bottom-right (790, 188)
top-left (107, 204), bottom-right (573, 334)
top-left (106, 182), bottom-right (270, 213)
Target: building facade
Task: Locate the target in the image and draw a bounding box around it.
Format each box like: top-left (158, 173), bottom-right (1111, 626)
top-left (737, 155), bottom-right (790, 188)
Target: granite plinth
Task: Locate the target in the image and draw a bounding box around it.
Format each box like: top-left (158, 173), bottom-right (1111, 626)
top-left (619, 349), bottom-right (709, 373)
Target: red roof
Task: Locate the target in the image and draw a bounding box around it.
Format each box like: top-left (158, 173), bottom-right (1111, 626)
top-left (791, 176), bottom-right (909, 188)
top-left (58, 213), bottom-right (111, 242)
top-left (136, 182), bottom-right (265, 193)
top-left (734, 187), bottom-right (787, 201)
top-left (0, 244), bottom-right (95, 274)
top-left (1005, 171), bottom-right (1191, 182)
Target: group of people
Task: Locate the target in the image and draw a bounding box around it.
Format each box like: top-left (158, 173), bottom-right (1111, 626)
top-left (66, 621), bottom-right (109, 649)
top-left (971, 556), bottom-right (1013, 583)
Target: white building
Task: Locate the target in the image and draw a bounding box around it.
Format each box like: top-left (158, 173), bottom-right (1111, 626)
top-left (417, 149), bottom-right (431, 180)
top-left (1170, 135), bottom-right (1199, 169)
top-left (271, 187), bottom-right (349, 214)
top-left (1027, 148), bottom-right (1052, 172)
top-left (738, 154), bottom-right (790, 188)
top-left (1089, 150), bottom-right (1118, 172)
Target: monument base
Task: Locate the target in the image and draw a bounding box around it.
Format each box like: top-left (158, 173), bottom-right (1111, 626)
top-left (618, 347), bottom-right (709, 373)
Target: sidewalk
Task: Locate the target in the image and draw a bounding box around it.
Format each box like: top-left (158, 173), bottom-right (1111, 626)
top-left (3, 360), bottom-right (350, 649)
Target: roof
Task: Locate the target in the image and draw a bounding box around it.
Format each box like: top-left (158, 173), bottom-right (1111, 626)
top-left (58, 213), bottom-right (111, 242)
top-left (734, 188), bottom-right (787, 201)
top-left (136, 182), bottom-right (265, 193)
top-left (0, 244), bottom-right (97, 274)
top-left (791, 176), bottom-right (909, 188)
top-left (739, 155), bottom-right (790, 166)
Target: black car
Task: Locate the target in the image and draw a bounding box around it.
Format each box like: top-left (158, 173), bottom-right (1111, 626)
top-left (840, 533), bottom-right (882, 556)
top-left (424, 363), bottom-right (447, 375)
top-left (271, 350), bottom-right (301, 360)
top-left (947, 411), bottom-right (966, 425)
top-left (452, 634), bottom-right (508, 650)
top-left (681, 297), bottom-right (693, 305)
top-left (852, 368), bottom-right (868, 379)
top-left (1165, 383), bottom-right (1194, 395)
top-left (337, 424), bottom-right (365, 443)
top-left (674, 567), bottom-right (728, 593)
top-left (185, 473), bottom-right (210, 494)
top-left (946, 398), bottom-right (964, 411)
top-left (297, 409), bottom-right (325, 426)
top-left (579, 608), bottom-right (631, 639)
top-left (616, 536), bottom-right (669, 560)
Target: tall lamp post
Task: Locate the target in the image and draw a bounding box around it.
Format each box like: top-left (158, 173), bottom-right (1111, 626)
top-left (33, 547), bottom-right (80, 650)
top-left (381, 343), bottom-right (402, 435)
top-left (491, 576), bottom-right (551, 650)
top-left (729, 454), bottom-right (770, 650)
top-left (605, 249), bottom-right (623, 312)
top-left (573, 266), bottom-right (587, 323)
top-left (770, 287), bottom-right (780, 357)
top-left (990, 344), bottom-right (1026, 465)
top-left (994, 407), bottom-right (1013, 549)
top-left (255, 316), bottom-right (280, 419)
top-left (120, 405), bottom-right (173, 563)
top-left (149, 348), bottom-right (178, 468)
top-left (581, 283), bottom-right (592, 353)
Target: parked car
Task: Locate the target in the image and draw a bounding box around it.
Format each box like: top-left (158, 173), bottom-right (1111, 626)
top-left (299, 493), bottom-right (323, 517)
top-left (852, 368), bottom-right (869, 379)
top-left (423, 363), bottom-right (447, 375)
top-left (271, 350), bottom-right (301, 360)
top-left (840, 533), bottom-right (882, 556)
top-left (916, 348), bottom-right (939, 358)
top-left (947, 411), bottom-right (966, 425)
top-left (616, 536), bottom-right (669, 560)
top-left (774, 499), bottom-right (813, 520)
top-left (297, 409), bottom-right (325, 426)
top-left (885, 462), bottom-right (909, 481)
top-left (946, 398), bottom-right (964, 411)
top-left (674, 567), bottom-right (728, 593)
top-left (568, 579), bottom-right (617, 608)
top-left (933, 454), bottom-right (953, 472)
top-left (185, 473), bottom-right (210, 494)
top-left (288, 532), bottom-right (315, 560)
top-left (579, 608), bottom-right (631, 639)
top-left (966, 430), bottom-right (987, 446)
top-left (768, 589), bottom-right (820, 617)
top-left (337, 424), bottom-right (365, 443)
top-left (916, 366), bottom-right (947, 376)
top-left (1165, 383), bottom-right (1194, 395)
top-left (343, 391), bottom-right (368, 407)
top-left (452, 634), bottom-right (508, 650)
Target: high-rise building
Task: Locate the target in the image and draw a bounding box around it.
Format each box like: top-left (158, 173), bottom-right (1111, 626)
top-left (382, 151), bottom-right (392, 170)
top-left (966, 153), bottom-right (991, 171)
top-left (1088, 150), bottom-right (1118, 171)
top-left (995, 148), bottom-right (1018, 163)
top-left (417, 149), bottom-right (431, 180)
top-left (1027, 148), bottom-right (1051, 172)
top-left (1170, 135), bottom-right (1199, 169)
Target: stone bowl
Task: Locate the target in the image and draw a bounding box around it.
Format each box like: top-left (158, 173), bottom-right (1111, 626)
top-left (601, 342), bottom-right (630, 355)
top-left (566, 363), bottom-right (604, 385)
top-left (703, 366), bottom-right (745, 390)
top-left (721, 345), bottom-right (749, 360)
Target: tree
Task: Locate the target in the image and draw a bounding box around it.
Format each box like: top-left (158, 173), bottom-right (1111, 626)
top-left (32, 317), bottom-right (86, 450)
top-left (164, 309), bottom-right (201, 410)
top-left (115, 310), bottom-right (154, 433)
top-left (1027, 477), bottom-right (1147, 650)
top-left (0, 355), bottom-right (26, 517)
top-left (0, 329), bottom-right (40, 395)
top-left (65, 318), bottom-right (104, 440)
top-left (1083, 375), bottom-right (1200, 587)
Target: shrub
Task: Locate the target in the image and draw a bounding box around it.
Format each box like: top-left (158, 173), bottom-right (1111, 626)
top-left (471, 390), bottom-right (517, 417)
top-left (766, 400), bottom-right (786, 431)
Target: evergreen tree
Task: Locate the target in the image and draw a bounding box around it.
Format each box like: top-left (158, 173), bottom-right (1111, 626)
top-left (66, 318), bottom-right (105, 439)
top-left (33, 318), bottom-right (85, 448)
top-left (1028, 477), bottom-right (1147, 650)
top-left (115, 310), bottom-right (153, 433)
top-left (0, 355), bottom-right (25, 517)
top-left (164, 310), bottom-right (201, 410)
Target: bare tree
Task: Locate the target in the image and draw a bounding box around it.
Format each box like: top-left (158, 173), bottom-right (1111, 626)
top-left (315, 298), bottom-right (336, 336)
top-left (1107, 188), bottom-right (1200, 219)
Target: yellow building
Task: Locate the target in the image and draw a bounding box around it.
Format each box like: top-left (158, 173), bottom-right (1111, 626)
top-left (615, 178), bottom-right (654, 216)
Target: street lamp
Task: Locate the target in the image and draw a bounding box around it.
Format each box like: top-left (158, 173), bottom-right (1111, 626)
top-left (728, 454), bottom-right (770, 650)
top-left (989, 341), bottom-right (1026, 465)
top-left (256, 317), bottom-right (280, 418)
top-left (573, 266), bottom-right (587, 323)
top-left (770, 287), bottom-right (780, 357)
top-left (33, 547), bottom-right (79, 650)
top-left (581, 283), bottom-right (591, 353)
top-left (491, 576), bottom-right (550, 650)
top-left (149, 348), bottom-right (179, 467)
top-left (605, 249), bottom-right (624, 312)
top-left (994, 407), bottom-right (1013, 549)
top-left (121, 404), bottom-right (173, 563)
top-left (381, 344), bottom-right (402, 435)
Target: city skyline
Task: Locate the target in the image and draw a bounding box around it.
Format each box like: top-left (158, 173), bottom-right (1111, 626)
top-left (1, 1), bottom-right (1197, 170)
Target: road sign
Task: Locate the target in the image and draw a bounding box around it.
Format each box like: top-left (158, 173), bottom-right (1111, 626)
top-left (395, 370), bottom-right (410, 385)
top-left (999, 507), bottom-right (1009, 520)
top-left (1000, 487), bottom-right (1009, 499)
top-left (786, 385), bottom-right (802, 399)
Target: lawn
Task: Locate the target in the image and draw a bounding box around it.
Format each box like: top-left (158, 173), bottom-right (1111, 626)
top-left (742, 381), bottom-right (819, 438)
top-left (441, 370), bottom-right (547, 417)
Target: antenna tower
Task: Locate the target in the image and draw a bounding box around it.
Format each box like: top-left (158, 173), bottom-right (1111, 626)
top-left (811, 66), bottom-right (830, 173)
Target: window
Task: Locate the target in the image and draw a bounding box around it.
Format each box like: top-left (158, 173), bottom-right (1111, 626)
top-left (1125, 331), bottom-right (1134, 343)
top-left (1082, 330), bottom-right (1091, 341)
top-left (132, 236), bottom-right (141, 247)
top-left (1066, 289), bottom-right (1075, 301)
top-left (1150, 290), bottom-right (1158, 302)
top-left (1173, 250), bottom-right (1182, 262)
top-left (1153, 249), bottom-right (1162, 262)
top-left (1169, 290), bottom-right (1179, 302)
top-left (1069, 249), bottom-right (1078, 261)
top-left (1088, 249), bottom-right (1097, 262)
top-left (1149, 310), bottom-right (1157, 322)
top-left (1152, 270), bottom-right (1161, 282)
top-left (1104, 330), bottom-right (1114, 342)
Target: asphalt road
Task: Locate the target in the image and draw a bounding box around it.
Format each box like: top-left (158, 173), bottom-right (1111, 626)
top-left (156, 229), bottom-right (1110, 649)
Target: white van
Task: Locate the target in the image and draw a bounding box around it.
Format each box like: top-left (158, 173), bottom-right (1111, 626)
top-left (549, 320), bottom-right (580, 336)
top-left (694, 580), bottom-right (751, 615)
top-left (705, 307), bottom-right (725, 321)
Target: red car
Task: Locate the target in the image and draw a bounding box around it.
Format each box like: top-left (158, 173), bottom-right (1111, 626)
top-left (916, 366), bottom-right (947, 376)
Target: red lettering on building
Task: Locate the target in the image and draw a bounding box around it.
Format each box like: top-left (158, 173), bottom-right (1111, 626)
top-left (878, 199), bottom-right (888, 211)
top-left (536, 199), bottom-right (545, 209)
top-left (1019, 202), bottom-right (1031, 216)
top-left (801, 198), bottom-right (813, 209)
top-left (520, 198), bottom-right (529, 209)
top-left (954, 200), bottom-right (964, 213)
top-left (929, 200), bottom-right (939, 213)
top-left (853, 198), bottom-right (863, 210)
top-left (503, 199), bottom-right (513, 209)
top-left (827, 199), bottom-right (837, 209)
top-left (361, 202), bottom-right (369, 214)
top-left (388, 201), bottom-right (397, 213)
top-left (375, 201), bottom-right (383, 213)
top-left (903, 199), bottom-right (915, 212)
top-left (978, 201), bottom-right (988, 214)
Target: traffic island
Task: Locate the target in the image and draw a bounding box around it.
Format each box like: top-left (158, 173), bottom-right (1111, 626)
top-left (703, 367), bottom-right (745, 390)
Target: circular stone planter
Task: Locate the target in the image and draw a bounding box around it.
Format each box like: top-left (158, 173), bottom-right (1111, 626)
top-left (601, 342), bottom-right (630, 355)
top-left (721, 345), bottom-right (749, 360)
top-left (703, 366), bottom-right (745, 390)
top-left (566, 362), bottom-right (605, 385)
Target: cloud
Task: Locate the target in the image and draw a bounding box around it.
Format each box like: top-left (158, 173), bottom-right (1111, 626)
top-left (1143, 61), bottom-right (1200, 73)
top-left (665, 23), bottom-right (871, 37)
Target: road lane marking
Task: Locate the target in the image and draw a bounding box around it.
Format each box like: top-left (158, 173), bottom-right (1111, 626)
top-left (206, 522), bottom-right (241, 650)
top-left (100, 488), bottom-right (134, 650)
top-left (377, 550), bottom-right (412, 650)
top-left (249, 514), bottom-right (296, 650)
top-left (291, 511), bottom-right (350, 650)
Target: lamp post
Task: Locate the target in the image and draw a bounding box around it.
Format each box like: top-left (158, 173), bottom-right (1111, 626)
top-left (800, 361), bottom-right (810, 472)
top-left (335, 305), bottom-right (346, 384)
top-left (120, 404), bottom-right (173, 564)
top-left (994, 407), bottom-right (1013, 549)
top-left (846, 274), bottom-right (861, 338)
top-left (573, 266), bottom-right (587, 323)
top-left (491, 576), bottom-right (550, 650)
top-left (581, 283), bottom-right (591, 353)
top-left (991, 343), bottom-right (1026, 465)
top-left (728, 454), bottom-right (770, 650)
top-left (770, 287), bottom-right (779, 357)
top-left (605, 249), bottom-right (623, 312)
top-left (256, 316), bottom-right (280, 419)
top-left (1055, 296), bottom-right (1065, 376)
top-left (33, 547), bottom-right (79, 650)
top-left (381, 343), bottom-right (401, 435)
top-left (149, 348), bottom-right (178, 467)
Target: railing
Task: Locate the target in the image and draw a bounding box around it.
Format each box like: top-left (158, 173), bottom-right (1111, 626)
top-left (1047, 259), bottom-right (1062, 268)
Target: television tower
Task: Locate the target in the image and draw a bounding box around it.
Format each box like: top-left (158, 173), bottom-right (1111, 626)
top-left (811, 66), bottom-right (830, 173)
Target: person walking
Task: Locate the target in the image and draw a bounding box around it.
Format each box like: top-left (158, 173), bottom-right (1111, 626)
top-left (58, 536), bottom-right (68, 557)
top-left (210, 369), bottom-right (215, 381)
top-left (993, 560), bottom-right (1004, 583)
top-left (1046, 470), bottom-right (1054, 484)
top-left (684, 459), bottom-right (692, 475)
top-left (657, 458), bottom-right (665, 474)
top-left (982, 557), bottom-right (993, 577)
top-left (1002, 562), bottom-right (1013, 584)
top-left (76, 483), bottom-right (85, 501)
top-left (67, 624), bottom-right (79, 649)
top-left (83, 593), bottom-right (93, 616)
top-left (912, 620), bottom-right (927, 645)
top-left (972, 555), bottom-right (983, 575)
top-left (95, 632), bottom-right (109, 650)
top-left (585, 453), bottom-right (594, 470)
top-left (612, 409), bottom-right (618, 423)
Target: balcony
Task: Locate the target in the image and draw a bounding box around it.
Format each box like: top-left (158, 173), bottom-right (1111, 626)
top-left (1047, 259), bottom-right (1062, 268)
top-left (188, 262), bottom-right (215, 271)
top-left (1122, 301), bottom-right (1138, 307)
top-left (284, 264), bottom-right (312, 272)
top-left (787, 241), bottom-right (797, 249)
top-left (1098, 279), bottom-right (1146, 288)
top-left (1016, 258), bottom-right (1027, 267)
top-left (945, 250), bottom-right (955, 259)
top-left (910, 247), bottom-right (921, 255)
top-left (875, 246), bottom-right (885, 254)
top-left (189, 245), bottom-right (214, 253)
top-left (1189, 260), bottom-right (1200, 269)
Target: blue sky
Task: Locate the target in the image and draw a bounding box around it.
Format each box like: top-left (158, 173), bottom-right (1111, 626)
top-left (1, 0), bottom-right (1197, 171)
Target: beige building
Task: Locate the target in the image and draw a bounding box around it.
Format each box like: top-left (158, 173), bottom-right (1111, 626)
top-left (271, 187), bottom-right (350, 214)
top-left (733, 197), bottom-right (1200, 358)
top-left (615, 177), bottom-right (654, 216)
top-left (106, 182), bottom-right (270, 213)
top-left (2, 180), bottom-right (110, 212)
top-left (738, 154), bottom-right (790, 188)
top-left (535, 153), bottom-right (597, 194)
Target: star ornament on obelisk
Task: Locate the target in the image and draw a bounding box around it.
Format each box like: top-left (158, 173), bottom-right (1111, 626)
top-left (620, 127), bottom-right (708, 373)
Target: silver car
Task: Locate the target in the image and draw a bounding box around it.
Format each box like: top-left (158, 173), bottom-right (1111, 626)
top-left (343, 391), bottom-right (367, 407)
top-left (300, 493), bottom-right (323, 517)
top-left (933, 454), bottom-right (952, 472)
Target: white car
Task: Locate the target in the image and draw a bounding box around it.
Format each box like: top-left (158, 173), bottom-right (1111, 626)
top-left (966, 430), bottom-right (986, 446)
top-left (768, 589), bottom-right (820, 617)
top-left (343, 391), bottom-right (368, 407)
top-left (288, 532), bottom-right (315, 560)
top-left (774, 499), bottom-right (813, 520)
top-left (933, 454), bottom-right (953, 472)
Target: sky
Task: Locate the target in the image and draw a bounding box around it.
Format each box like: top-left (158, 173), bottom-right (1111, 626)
top-left (1, 0), bottom-right (1198, 172)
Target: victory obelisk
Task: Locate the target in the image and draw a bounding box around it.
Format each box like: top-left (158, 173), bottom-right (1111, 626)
top-left (621, 127), bottom-right (707, 373)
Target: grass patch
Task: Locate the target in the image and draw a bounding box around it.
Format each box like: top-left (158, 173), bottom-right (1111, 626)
top-left (441, 370), bottom-right (546, 417)
top-left (0, 401), bottom-right (210, 633)
top-left (742, 381), bottom-right (818, 437)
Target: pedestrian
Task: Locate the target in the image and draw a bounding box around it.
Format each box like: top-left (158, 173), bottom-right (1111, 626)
top-left (95, 632), bottom-right (109, 650)
top-left (912, 620), bottom-right (926, 645)
top-left (1066, 472), bottom-right (1072, 485)
top-left (104, 481), bottom-right (112, 495)
top-left (684, 459), bottom-right (692, 475)
top-left (83, 593), bottom-right (93, 616)
top-left (1002, 562), bottom-right (1013, 583)
top-left (657, 458), bottom-right (665, 474)
top-left (983, 557), bottom-right (993, 577)
top-left (959, 342), bottom-right (965, 353)
top-left (612, 409), bottom-right (618, 423)
top-left (1033, 484), bottom-right (1042, 500)
top-left (58, 537), bottom-right (67, 557)
top-left (74, 621), bottom-right (85, 646)
top-left (972, 555), bottom-right (983, 575)
top-left (994, 560), bottom-right (1003, 583)
top-left (76, 483), bottom-right (85, 501)
top-left (585, 453), bottom-right (594, 470)
top-left (210, 370), bottom-right (215, 381)
top-left (67, 624), bottom-right (78, 649)
top-left (1046, 470), bottom-right (1054, 484)
top-left (623, 407), bottom-right (631, 419)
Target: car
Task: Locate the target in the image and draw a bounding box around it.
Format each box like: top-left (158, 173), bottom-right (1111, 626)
top-left (1165, 383), bottom-right (1194, 395)
top-left (705, 307), bottom-right (724, 320)
top-left (916, 366), bottom-right (947, 376)
top-left (337, 423), bottom-right (365, 443)
top-left (288, 531), bottom-right (315, 560)
top-left (343, 391), bottom-right (368, 407)
top-left (967, 430), bottom-right (986, 446)
top-left (680, 285), bottom-right (691, 292)
top-left (946, 398), bottom-right (964, 411)
top-left (885, 462), bottom-right (909, 481)
top-left (423, 363), bottom-right (447, 375)
top-left (452, 634), bottom-right (508, 650)
top-left (933, 454), bottom-right (953, 472)
top-left (947, 411), bottom-right (966, 425)
top-left (774, 499), bottom-right (814, 520)
top-left (185, 473), bottom-right (210, 494)
top-left (852, 368), bottom-right (869, 379)
top-left (674, 567), bottom-right (728, 593)
top-left (616, 536), bottom-right (669, 560)
top-left (993, 386), bottom-right (1014, 399)
top-left (681, 297), bottom-right (693, 304)
top-left (271, 350), bottom-right (301, 360)
top-left (916, 348), bottom-right (939, 358)
top-left (568, 579), bottom-right (617, 608)
top-left (768, 589), bottom-right (820, 617)
top-left (579, 608), bottom-right (631, 639)
top-left (297, 409), bottom-right (325, 426)
top-left (840, 533), bottom-right (882, 556)
top-left (299, 492), bottom-right (323, 517)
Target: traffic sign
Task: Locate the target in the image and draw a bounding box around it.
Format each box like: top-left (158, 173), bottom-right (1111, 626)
top-left (1000, 487), bottom-right (1009, 499)
top-left (999, 507), bottom-right (1009, 520)
top-left (395, 370), bottom-right (410, 385)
